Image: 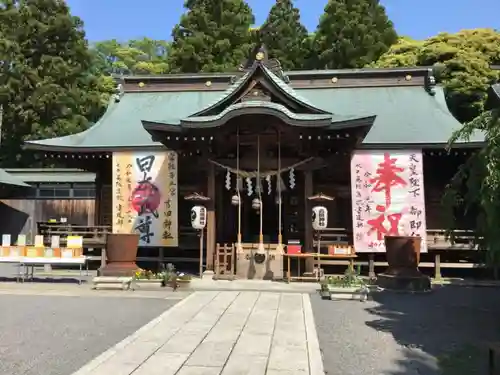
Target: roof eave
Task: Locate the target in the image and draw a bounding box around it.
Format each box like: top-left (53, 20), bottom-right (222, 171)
top-left (182, 106), bottom-right (335, 129)
top-left (358, 141), bottom-right (485, 150)
top-left (23, 141), bottom-right (163, 153)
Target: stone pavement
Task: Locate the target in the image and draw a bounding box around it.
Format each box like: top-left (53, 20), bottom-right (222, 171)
top-left (72, 291), bottom-right (324, 375)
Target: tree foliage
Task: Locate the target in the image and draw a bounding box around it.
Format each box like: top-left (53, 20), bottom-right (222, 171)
top-left (442, 103), bottom-right (500, 264)
top-left (373, 29), bottom-right (500, 123)
top-left (92, 38), bottom-right (170, 75)
top-left (0, 0), bottom-right (111, 166)
top-left (168, 0), bottom-right (255, 73)
top-left (313, 0), bottom-right (397, 69)
top-left (258, 0), bottom-right (308, 71)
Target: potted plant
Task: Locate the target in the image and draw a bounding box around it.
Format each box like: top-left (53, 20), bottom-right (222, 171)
top-left (132, 268), bottom-right (163, 286)
top-left (160, 263), bottom-right (177, 289)
top-left (99, 233), bottom-right (140, 276)
top-left (320, 264), bottom-right (370, 301)
top-left (176, 273), bottom-right (192, 286)
top-left (159, 263), bottom-right (192, 291)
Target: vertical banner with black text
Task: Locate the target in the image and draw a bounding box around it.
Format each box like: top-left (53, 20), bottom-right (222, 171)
top-left (112, 151), bottom-right (178, 247)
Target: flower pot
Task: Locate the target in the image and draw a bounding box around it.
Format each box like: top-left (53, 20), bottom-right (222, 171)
top-left (377, 235), bottom-right (431, 292)
top-left (384, 235), bottom-right (422, 277)
top-left (99, 233), bottom-right (139, 277)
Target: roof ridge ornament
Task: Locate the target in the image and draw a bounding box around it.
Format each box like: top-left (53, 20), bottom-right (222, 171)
top-left (232, 44), bottom-right (290, 84)
top-left (486, 83), bottom-right (500, 110)
top-left (425, 67), bottom-right (438, 96)
top-left (114, 83), bottom-right (124, 103)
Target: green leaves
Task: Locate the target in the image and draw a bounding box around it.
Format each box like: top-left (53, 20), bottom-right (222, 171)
top-left (0, 0), bottom-right (109, 166)
top-left (313, 0), bottom-right (397, 69)
top-left (258, 0), bottom-right (309, 71)
top-left (168, 0), bottom-right (255, 73)
top-left (374, 29), bottom-right (500, 123)
top-left (91, 38), bottom-right (170, 75)
top-left (444, 108), bottom-right (500, 262)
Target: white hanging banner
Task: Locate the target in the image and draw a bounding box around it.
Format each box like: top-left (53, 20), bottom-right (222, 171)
top-left (112, 151), bottom-right (178, 247)
top-left (351, 150), bottom-right (427, 253)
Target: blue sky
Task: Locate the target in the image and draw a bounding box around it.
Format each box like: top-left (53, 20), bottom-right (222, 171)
top-left (66, 0), bottom-right (499, 43)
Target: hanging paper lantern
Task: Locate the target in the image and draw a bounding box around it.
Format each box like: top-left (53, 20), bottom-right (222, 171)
top-left (231, 194), bottom-right (240, 206)
top-left (312, 206), bottom-right (328, 230)
top-left (251, 198), bottom-right (261, 210)
top-left (191, 205), bottom-right (207, 230)
top-left (225, 170), bottom-right (231, 190)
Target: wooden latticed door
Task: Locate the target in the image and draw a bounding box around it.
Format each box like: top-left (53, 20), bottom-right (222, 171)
top-left (214, 243), bottom-right (235, 280)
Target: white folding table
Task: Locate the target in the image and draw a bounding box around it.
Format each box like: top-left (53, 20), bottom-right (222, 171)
top-left (18, 257), bottom-right (88, 284)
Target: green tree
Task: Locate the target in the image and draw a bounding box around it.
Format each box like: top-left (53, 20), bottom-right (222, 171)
top-left (313, 0), bottom-right (397, 69)
top-left (258, 0), bottom-right (308, 71)
top-left (443, 93), bottom-right (500, 269)
top-left (168, 0), bottom-right (255, 73)
top-left (92, 38), bottom-right (170, 75)
top-left (373, 29), bottom-right (500, 123)
top-left (0, 0), bottom-right (108, 166)
top-left (371, 36), bottom-right (423, 67)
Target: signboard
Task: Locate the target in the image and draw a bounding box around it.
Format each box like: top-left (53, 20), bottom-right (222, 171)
top-left (351, 150), bottom-right (427, 253)
top-left (112, 151), bottom-right (178, 247)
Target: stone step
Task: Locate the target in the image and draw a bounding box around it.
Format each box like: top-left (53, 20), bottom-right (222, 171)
top-left (92, 276), bottom-right (133, 290)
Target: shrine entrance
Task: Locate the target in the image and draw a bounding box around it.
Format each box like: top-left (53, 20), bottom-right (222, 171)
top-left (142, 46), bottom-right (373, 273)
top-left (241, 192), bottom-right (278, 243)
top-left (214, 123), bottom-right (307, 248)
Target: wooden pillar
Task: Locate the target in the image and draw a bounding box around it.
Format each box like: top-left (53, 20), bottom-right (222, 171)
top-left (434, 253), bottom-right (442, 280)
top-left (368, 254), bottom-right (375, 279)
top-left (206, 163), bottom-right (216, 271)
top-left (304, 170), bottom-right (313, 252)
top-left (94, 169), bottom-right (102, 226)
top-left (304, 171), bottom-right (314, 273)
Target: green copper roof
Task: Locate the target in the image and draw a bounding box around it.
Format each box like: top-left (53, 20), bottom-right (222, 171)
top-left (298, 86), bottom-right (484, 147)
top-left (189, 71), bottom-right (252, 117)
top-left (0, 168), bottom-right (31, 188)
top-left (188, 63), bottom-right (329, 117)
top-left (5, 168), bottom-right (95, 183)
top-left (25, 83), bottom-right (482, 151)
top-left (25, 91), bottom-right (223, 150)
top-left (260, 66), bottom-right (328, 114)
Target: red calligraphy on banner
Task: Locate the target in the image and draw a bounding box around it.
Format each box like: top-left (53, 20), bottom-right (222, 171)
top-left (366, 204), bottom-right (402, 240)
top-left (370, 152), bottom-right (407, 207)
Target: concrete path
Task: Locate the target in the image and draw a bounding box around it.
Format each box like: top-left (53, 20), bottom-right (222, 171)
top-left (72, 291), bottom-right (324, 375)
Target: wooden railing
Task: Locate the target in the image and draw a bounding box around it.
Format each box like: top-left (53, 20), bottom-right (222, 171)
top-left (313, 228), bottom-right (478, 251)
top-left (36, 223), bottom-right (202, 266)
top-left (426, 229), bottom-right (477, 250)
top-left (33, 223), bottom-right (485, 276)
top-left (312, 227), bottom-right (484, 279)
top-left (37, 223), bottom-right (111, 248)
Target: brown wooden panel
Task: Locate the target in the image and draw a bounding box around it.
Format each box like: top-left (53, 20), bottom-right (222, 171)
top-left (100, 184), bottom-right (113, 226)
top-left (0, 199), bottom-right (95, 242)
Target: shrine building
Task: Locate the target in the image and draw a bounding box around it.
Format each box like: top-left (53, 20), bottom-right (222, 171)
top-left (24, 47), bottom-right (485, 277)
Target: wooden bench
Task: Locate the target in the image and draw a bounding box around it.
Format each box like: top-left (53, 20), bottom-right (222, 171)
top-left (92, 276), bottom-right (133, 290)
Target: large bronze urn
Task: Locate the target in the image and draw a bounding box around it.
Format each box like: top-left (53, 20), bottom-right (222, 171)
top-left (377, 235), bottom-right (431, 292)
top-left (99, 233), bottom-right (140, 277)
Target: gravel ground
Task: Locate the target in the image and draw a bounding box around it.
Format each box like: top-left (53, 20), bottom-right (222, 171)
top-left (310, 286), bottom-right (500, 375)
top-left (0, 294), bottom-right (180, 375)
